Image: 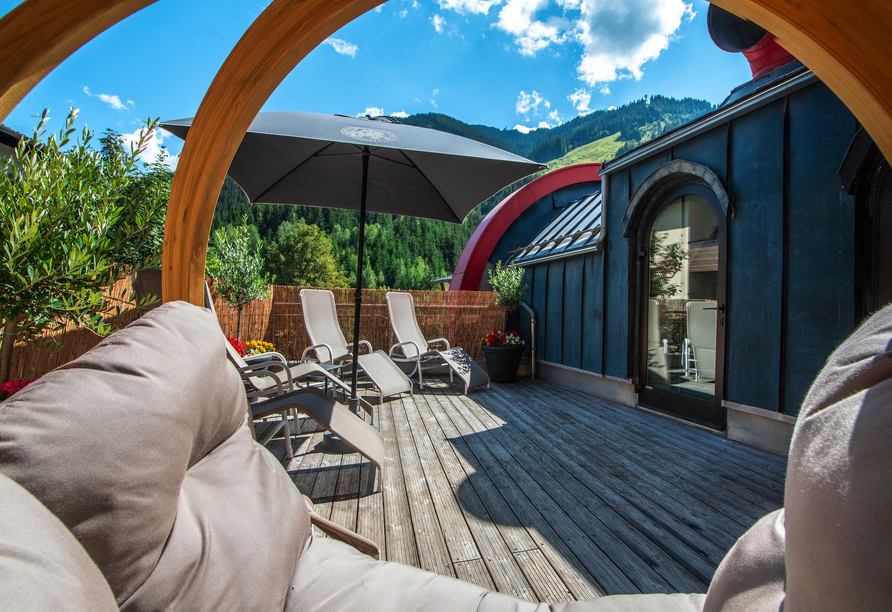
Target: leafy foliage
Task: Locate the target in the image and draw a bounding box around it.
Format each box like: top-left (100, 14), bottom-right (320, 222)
top-left (649, 232), bottom-right (689, 298)
top-left (205, 217), bottom-right (273, 338)
top-left (0, 109), bottom-right (168, 384)
top-left (263, 220), bottom-right (349, 288)
top-left (488, 260), bottom-right (527, 312)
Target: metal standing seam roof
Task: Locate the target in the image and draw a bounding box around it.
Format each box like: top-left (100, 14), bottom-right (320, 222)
top-left (508, 191), bottom-right (602, 265)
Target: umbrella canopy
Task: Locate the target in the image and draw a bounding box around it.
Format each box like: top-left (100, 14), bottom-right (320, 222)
top-left (161, 112), bottom-right (545, 223)
top-left (162, 112), bottom-right (545, 403)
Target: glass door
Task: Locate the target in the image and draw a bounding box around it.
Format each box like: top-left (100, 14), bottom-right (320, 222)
top-left (640, 193), bottom-right (725, 427)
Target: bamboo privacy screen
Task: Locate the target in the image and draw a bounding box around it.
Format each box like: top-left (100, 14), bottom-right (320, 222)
top-left (215, 285), bottom-right (504, 361)
top-left (9, 280), bottom-right (504, 380)
top-left (7, 278), bottom-right (139, 381)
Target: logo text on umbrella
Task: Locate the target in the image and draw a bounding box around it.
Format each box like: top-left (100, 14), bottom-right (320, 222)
top-left (341, 126), bottom-right (398, 143)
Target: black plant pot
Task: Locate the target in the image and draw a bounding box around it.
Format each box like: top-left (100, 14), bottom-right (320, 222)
top-left (482, 345), bottom-right (524, 382)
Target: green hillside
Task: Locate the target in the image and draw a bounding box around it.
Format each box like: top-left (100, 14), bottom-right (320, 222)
top-left (547, 132), bottom-right (624, 171)
top-left (211, 96), bottom-right (714, 290)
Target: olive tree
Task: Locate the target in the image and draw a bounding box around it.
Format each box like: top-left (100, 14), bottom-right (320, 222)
top-left (0, 109), bottom-right (169, 384)
top-left (206, 218), bottom-right (273, 339)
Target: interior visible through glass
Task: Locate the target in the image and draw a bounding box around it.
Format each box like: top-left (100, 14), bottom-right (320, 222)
top-left (646, 195), bottom-right (719, 401)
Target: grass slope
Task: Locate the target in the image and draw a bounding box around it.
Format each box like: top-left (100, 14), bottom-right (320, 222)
top-left (546, 132), bottom-right (624, 171)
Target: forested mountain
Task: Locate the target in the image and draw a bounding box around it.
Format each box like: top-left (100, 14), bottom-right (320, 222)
top-left (211, 95), bottom-right (714, 289)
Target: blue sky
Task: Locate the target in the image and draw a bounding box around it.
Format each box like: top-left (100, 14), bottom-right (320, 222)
top-left (1, 0), bottom-right (753, 166)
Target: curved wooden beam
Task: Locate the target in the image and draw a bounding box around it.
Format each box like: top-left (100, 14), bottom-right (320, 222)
top-left (161, 0), bottom-right (383, 304)
top-left (0, 0), bottom-right (156, 122)
top-left (712, 0), bottom-right (892, 159)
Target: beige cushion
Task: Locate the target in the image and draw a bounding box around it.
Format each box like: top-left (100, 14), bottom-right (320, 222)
top-left (288, 537), bottom-right (705, 612)
top-left (0, 472), bottom-right (117, 611)
top-left (0, 302), bottom-right (312, 610)
top-left (784, 306), bottom-right (892, 611)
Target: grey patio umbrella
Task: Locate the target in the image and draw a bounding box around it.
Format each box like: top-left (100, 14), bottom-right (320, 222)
top-left (162, 112), bottom-right (545, 403)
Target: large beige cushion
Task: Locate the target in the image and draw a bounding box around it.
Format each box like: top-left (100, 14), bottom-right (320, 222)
top-left (704, 304), bottom-right (892, 611)
top-left (784, 305), bottom-right (892, 610)
top-left (0, 472), bottom-right (117, 611)
top-left (0, 302), bottom-right (312, 611)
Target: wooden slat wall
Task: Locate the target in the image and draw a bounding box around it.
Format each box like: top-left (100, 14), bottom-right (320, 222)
top-left (782, 86), bottom-right (857, 416)
top-left (9, 282), bottom-right (503, 380)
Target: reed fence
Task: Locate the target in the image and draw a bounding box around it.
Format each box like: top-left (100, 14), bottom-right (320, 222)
top-left (8, 280), bottom-right (504, 381)
top-left (7, 278), bottom-right (140, 381)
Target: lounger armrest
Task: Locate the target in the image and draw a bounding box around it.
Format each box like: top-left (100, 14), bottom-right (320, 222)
top-left (244, 351), bottom-right (289, 364)
top-left (239, 368), bottom-right (287, 396)
top-left (389, 340), bottom-right (422, 361)
top-left (310, 513), bottom-right (380, 559)
top-left (302, 343), bottom-right (335, 364)
top-left (346, 340), bottom-right (373, 355)
top-left (427, 338), bottom-right (450, 350)
top-left (238, 362), bottom-right (294, 392)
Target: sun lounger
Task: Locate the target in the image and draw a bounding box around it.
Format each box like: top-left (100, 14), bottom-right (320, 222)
top-left (300, 288), bottom-right (413, 402)
top-left (385, 291), bottom-right (490, 394)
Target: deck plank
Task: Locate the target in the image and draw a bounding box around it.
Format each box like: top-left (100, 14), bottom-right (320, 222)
top-left (259, 375), bottom-right (787, 602)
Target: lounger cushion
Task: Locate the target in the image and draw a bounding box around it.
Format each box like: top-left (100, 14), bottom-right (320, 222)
top-left (783, 305), bottom-right (892, 611)
top-left (0, 303), bottom-right (312, 610)
top-left (0, 472), bottom-right (117, 611)
top-left (287, 537), bottom-right (705, 612)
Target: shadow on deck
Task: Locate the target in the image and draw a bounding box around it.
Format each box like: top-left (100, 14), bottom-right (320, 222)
top-left (259, 376), bottom-right (786, 603)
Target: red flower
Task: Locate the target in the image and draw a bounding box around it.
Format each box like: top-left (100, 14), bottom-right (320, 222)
top-left (0, 377), bottom-right (40, 400)
top-left (227, 337), bottom-right (247, 357)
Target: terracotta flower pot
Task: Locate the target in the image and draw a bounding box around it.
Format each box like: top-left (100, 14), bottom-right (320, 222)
top-left (482, 345), bottom-right (524, 382)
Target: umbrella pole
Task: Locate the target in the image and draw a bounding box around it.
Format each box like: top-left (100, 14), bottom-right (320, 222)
top-left (349, 146), bottom-right (370, 411)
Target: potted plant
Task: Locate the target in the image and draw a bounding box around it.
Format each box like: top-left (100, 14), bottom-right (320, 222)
top-left (482, 260), bottom-right (528, 382)
top-left (480, 330), bottom-right (525, 382)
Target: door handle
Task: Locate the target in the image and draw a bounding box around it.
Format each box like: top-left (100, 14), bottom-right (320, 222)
top-left (703, 304), bottom-right (726, 313)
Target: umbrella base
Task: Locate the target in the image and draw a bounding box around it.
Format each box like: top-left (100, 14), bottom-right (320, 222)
top-left (321, 431), bottom-right (353, 454)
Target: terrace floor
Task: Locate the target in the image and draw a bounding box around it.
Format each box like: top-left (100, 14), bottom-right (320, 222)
top-left (258, 376), bottom-right (787, 603)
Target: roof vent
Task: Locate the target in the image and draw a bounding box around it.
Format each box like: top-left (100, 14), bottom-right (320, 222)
top-left (707, 4), bottom-right (795, 78)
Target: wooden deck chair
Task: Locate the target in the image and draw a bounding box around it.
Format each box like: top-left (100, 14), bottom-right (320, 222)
top-left (386, 291), bottom-right (490, 394)
top-left (299, 289), bottom-right (413, 403)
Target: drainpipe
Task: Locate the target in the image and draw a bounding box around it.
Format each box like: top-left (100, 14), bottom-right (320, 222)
top-left (521, 302), bottom-right (536, 379)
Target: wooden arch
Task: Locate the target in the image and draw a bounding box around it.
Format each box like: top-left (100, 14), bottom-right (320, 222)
top-left (1, 0), bottom-right (892, 304)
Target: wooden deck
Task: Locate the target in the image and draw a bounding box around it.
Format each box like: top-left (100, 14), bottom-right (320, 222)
top-left (259, 376), bottom-right (787, 602)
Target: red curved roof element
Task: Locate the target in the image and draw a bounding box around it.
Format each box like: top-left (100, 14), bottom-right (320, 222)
top-left (743, 34), bottom-right (795, 78)
top-left (450, 163), bottom-right (602, 291)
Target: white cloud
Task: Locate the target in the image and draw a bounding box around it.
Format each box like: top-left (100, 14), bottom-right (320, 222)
top-left (82, 86), bottom-right (134, 111)
top-left (516, 90), bottom-right (549, 118)
top-left (496, 0), bottom-right (575, 56)
top-left (413, 0), bottom-right (419, 7)
top-left (98, 94), bottom-right (127, 110)
top-left (599, 84), bottom-right (611, 95)
top-left (375, 5), bottom-right (383, 11)
top-left (323, 37), bottom-right (358, 58)
top-left (548, 109), bottom-right (563, 124)
top-left (576, 0), bottom-right (694, 85)
top-left (514, 124), bottom-right (533, 134)
top-left (432, 14), bottom-right (446, 33)
top-left (356, 107), bottom-right (385, 117)
top-left (608, 105), bottom-right (617, 110)
top-left (538, 121), bottom-right (551, 129)
top-left (391, 110), bottom-right (410, 118)
top-left (400, 9), bottom-right (408, 17)
top-left (438, 0), bottom-right (502, 15)
top-left (568, 87), bottom-right (591, 113)
top-left (124, 126), bottom-right (175, 168)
